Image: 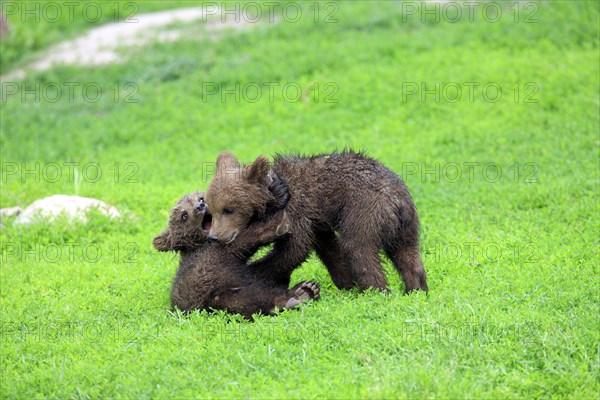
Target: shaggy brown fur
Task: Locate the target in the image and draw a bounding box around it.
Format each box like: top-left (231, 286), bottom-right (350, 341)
top-left (205, 150), bottom-right (428, 293)
top-left (153, 192), bottom-right (320, 319)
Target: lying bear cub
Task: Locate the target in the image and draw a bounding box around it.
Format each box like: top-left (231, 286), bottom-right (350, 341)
top-left (153, 192), bottom-right (320, 319)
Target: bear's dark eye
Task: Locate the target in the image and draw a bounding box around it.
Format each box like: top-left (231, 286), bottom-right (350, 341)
top-left (181, 211), bottom-right (189, 221)
top-left (223, 207), bottom-right (233, 215)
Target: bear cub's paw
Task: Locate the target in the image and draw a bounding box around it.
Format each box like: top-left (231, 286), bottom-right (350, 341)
top-left (284, 281), bottom-right (320, 309)
top-left (275, 211), bottom-right (292, 236)
top-left (295, 281), bottom-right (320, 300)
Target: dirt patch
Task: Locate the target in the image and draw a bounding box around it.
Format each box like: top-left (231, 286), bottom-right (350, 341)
top-left (1, 6), bottom-right (253, 81)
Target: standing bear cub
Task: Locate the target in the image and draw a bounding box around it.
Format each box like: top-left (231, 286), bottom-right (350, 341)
top-left (153, 192), bottom-right (320, 319)
top-left (205, 150), bottom-right (428, 293)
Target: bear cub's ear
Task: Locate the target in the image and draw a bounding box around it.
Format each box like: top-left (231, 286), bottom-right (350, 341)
top-left (216, 152), bottom-right (240, 171)
top-left (153, 230), bottom-right (173, 252)
top-left (244, 156), bottom-right (271, 185)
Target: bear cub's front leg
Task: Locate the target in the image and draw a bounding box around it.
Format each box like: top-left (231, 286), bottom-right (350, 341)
top-left (228, 210), bottom-right (291, 252)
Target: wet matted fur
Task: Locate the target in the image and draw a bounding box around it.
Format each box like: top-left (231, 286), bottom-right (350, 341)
top-left (206, 150), bottom-right (428, 293)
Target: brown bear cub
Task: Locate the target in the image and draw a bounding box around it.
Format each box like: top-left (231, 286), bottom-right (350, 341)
top-left (205, 150), bottom-right (428, 293)
top-left (153, 192), bottom-right (320, 319)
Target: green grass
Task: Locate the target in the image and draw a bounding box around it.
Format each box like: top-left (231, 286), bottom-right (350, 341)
top-left (1, 1), bottom-right (599, 398)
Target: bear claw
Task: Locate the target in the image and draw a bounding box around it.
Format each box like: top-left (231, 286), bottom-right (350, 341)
top-left (276, 211), bottom-right (292, 236)
top-left (294, 281), bottom-right (320, 301)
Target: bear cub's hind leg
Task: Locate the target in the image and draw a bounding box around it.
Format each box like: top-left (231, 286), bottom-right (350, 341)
top-left (284, 281), bottom-right (321, 309)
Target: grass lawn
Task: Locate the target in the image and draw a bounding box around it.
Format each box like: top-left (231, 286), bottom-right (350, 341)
top-left (1, 1), bottom-right (599, 398)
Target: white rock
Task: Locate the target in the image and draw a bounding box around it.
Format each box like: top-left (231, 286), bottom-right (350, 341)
top-left (15, 195), bottom-right (121, 225)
